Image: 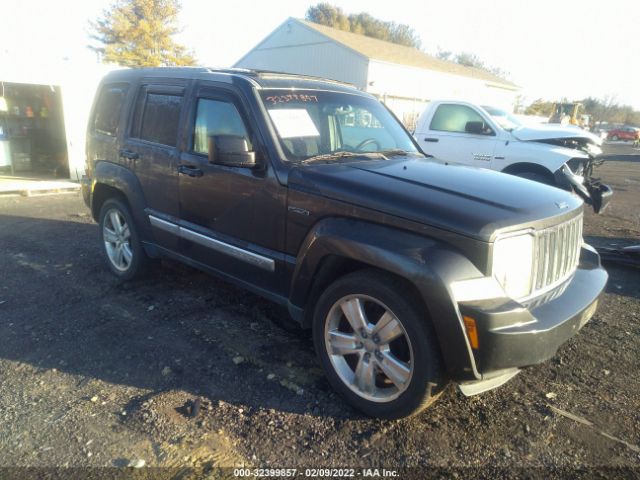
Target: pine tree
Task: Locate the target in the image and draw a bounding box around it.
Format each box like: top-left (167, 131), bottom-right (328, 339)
top-left (89, 0), bottom-right (196, 67)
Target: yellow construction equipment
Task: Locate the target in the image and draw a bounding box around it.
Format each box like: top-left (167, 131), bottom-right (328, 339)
top-left (549, 102), bottom-right (590, 128)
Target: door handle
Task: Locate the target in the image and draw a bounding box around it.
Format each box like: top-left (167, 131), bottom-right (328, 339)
top-left (178, 165), bottom-right (204, 177)
top-left (119, 149), bottom-right (140, 160)
top-left (423, 138), bottom-right (439, 143)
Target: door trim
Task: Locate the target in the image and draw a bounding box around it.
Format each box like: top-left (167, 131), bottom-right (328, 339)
top-left (148, 215), bottom-right (275, 272)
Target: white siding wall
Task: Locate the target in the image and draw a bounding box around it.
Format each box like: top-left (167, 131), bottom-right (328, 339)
top-left (367, 60), bottom-right (518, 125)
top-left (0, 53), bottom-right (120, 179)
top-left (234, 20), bottom-right (369, 89)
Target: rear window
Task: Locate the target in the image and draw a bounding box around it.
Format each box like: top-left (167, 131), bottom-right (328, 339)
top-left (132, 92), bottom-right (183, 147)
top-left (93, 84), bottom-right (128, 137)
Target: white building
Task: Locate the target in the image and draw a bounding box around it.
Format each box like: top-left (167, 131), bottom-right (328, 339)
top-left (0, 50), bottom-right (117, 180)
top-left (235, 18), bottom-right (520, 129)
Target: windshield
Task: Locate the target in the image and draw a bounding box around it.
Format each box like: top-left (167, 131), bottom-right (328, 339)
top-left (481, 105), bottom-right (522, 130)
top-left (260, 89), bottom-right (419, 162)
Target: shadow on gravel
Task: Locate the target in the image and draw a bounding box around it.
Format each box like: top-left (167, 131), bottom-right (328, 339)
top-left (584, 235), bottom-right (640, 300)
top-left (0, 214), bottom-right (348, 419)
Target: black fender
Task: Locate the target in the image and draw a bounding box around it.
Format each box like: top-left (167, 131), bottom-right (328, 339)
top-left (290, 218), bottom-right (484, 380)
top-left (92, 161), bottom-right (153, 243)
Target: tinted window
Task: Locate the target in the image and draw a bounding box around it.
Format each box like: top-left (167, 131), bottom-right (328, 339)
top-left (137, 93), bottom-right (182, 147)
top-left (93, 84), bottom-right (128, 136)
top-left (430, 104), bottom-right (490, 134)
top-left (193, 99), bottom-right (252, 155)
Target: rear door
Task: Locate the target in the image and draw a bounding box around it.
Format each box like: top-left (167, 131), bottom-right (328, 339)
top-left (121, 83), bottom-right (187, 251)
top-left (418, 103), bottom-right (497, 168)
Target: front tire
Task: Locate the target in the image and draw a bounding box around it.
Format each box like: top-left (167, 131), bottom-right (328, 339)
top-left (98, 198), bottom-right (150, 280)
top-left (312, 270), bottom-right (446, 419)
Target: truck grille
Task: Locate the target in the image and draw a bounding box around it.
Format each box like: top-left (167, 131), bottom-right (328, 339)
top-left (531, 215), bottom-right (583, 295)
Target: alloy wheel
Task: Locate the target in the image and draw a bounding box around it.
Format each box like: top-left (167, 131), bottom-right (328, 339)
top-left (324, 294), bottom-right (414, 402)
top-left (102, 208), bottom-right (133, 272)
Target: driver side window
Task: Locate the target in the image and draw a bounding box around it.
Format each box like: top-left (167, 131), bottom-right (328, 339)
top-left (430, 104), bottom-right (490, 134)
top-left (193, 98), bottom-right (252, 155)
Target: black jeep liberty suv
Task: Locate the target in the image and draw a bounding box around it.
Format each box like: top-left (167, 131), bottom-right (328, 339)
top-left (82, 68), bottom-right (607, 419)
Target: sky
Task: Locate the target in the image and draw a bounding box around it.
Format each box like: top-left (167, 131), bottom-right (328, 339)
top-left (3, 0), bottom-right (640, 109)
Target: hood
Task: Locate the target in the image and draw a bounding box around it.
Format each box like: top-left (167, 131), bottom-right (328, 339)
top-left (288, 156), bottom-right (582, 242)
top-left (511, 124), bottom-right (603, 146)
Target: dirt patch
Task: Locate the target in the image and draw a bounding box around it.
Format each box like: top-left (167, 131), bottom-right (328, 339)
top-left (0, 149), bottom-right (639, 475)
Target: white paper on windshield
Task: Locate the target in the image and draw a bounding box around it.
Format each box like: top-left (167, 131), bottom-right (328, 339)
top-left (268, 109), bottom-right (320, 138)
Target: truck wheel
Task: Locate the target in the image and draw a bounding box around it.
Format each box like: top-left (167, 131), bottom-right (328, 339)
top-left (514, 170), bottom-right (553, 185)
top-left (98, 198), bottom-right (149, 280)
top-left (611, 135), bottom-right (618, 141)
top-left (312, 270), bottom-right (446, 419)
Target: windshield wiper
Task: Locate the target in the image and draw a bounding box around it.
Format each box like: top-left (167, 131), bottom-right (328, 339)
top-left (301, 151), bottom-right (383, 165)
top-left (377, 149), bottom-right (411, 157)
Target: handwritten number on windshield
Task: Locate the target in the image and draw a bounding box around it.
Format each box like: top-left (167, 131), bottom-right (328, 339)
top-left (265, 94), bottom-right (318, 105)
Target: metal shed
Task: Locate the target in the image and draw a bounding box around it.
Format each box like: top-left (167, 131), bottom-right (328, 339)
top-left (0, 53), bottom-right (119, 180)
top-left (235, 18), bottom-right (520, 129)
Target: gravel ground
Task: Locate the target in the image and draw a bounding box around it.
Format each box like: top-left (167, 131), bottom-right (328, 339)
top-left (0, 145), bottom-right (639, 478)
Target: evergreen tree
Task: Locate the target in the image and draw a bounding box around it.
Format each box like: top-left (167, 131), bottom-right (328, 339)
top-left (89, 0), bottom-right (196, 67)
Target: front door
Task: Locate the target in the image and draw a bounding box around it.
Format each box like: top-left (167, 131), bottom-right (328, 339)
top-left (420, 103), bottom-right (497, 168)
top-left (177, 84), bottom-right (287, 297)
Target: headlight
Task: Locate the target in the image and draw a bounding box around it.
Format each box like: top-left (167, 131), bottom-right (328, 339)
top-left (492, 232), bottom-right (534, 299)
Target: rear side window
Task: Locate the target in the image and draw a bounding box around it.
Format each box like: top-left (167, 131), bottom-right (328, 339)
top-left (193, 98), bottom-right (252, 155)
top-left (429, 104), bottom-right (487, 133)
top-left (132, 92), bottom-right (183, 147)
top-left (93, 84), bottom-right (128, 137)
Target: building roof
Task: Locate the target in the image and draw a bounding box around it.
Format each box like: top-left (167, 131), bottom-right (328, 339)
top-left (298, 19), bottom-right (518, 89)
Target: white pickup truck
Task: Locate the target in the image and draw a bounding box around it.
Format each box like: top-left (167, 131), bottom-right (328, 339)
top-left (414, 100), bottom-right (612, 213)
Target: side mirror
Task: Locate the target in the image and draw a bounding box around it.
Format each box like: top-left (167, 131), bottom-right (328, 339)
top-left (465, 121), bottom-right (492, 135)
top-left (208, 135), bottom-right (257, 168)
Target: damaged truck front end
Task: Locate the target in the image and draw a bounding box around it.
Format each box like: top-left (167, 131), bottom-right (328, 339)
top-left (537, 136), bottom-right (613, 214)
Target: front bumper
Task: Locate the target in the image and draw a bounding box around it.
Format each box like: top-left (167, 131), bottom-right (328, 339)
top-left (555, 163), bottom-right (613, 214)
top-left (459, 245), bottom-right (607, 374)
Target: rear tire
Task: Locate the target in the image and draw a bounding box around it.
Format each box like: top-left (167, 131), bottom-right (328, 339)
top-left (611, 135), bottom-right (619, 141)
top-left (98, 198), bottom-right (150, 280)
top-left (312, 270), bottom-right (446, 419)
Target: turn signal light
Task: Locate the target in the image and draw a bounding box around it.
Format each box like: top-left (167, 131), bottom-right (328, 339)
top-left (463, 316), bottom-right (479, 349)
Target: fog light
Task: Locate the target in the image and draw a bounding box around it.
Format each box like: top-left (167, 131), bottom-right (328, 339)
top-left (463, 316), bottom-right (479, 349)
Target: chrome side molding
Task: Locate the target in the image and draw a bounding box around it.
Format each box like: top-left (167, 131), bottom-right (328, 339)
top-left (148, 215), bottom-right (275, 272)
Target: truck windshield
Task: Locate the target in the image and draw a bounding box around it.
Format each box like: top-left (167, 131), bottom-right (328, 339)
top-left (260, 89), bottom-right (419, 162)
top-left (482, 105), bottom-right (522, 131)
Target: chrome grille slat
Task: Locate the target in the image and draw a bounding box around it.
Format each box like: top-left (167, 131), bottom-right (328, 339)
top-left (530, 215), bottom-right (582, 298)
top-left (560, 223), bottom-right (568, 277)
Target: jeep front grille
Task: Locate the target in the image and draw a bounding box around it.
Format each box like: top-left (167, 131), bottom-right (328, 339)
top-left (531, 215), bottom-right (583, 294)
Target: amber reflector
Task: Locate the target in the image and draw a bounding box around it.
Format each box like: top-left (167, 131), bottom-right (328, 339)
top-left (463, 316), bottom-right (479, 349)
